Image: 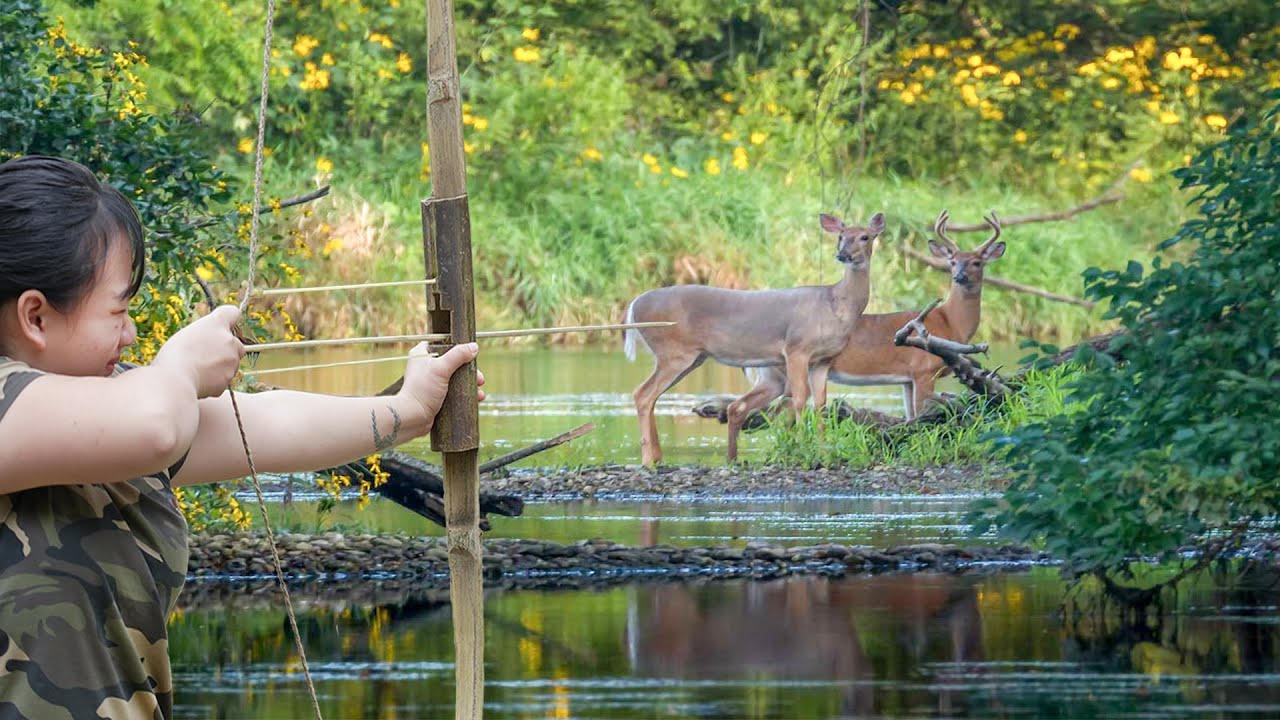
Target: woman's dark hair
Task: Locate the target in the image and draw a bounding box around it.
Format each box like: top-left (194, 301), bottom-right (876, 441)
top-left (0, 155), bottom-right (146, 311)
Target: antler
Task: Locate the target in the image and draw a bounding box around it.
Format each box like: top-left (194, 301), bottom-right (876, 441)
top-left (977, 211), bottom-right (1002, 252)
top-left (932, 209), bottom-right (959, 252)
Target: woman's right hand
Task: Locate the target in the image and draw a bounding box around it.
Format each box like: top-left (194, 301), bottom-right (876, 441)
top-left (152, 304), bottom-right (247, 398)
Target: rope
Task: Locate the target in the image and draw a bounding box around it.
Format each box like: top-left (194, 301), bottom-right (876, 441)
top-left (228, 0), bottom-right (324, 716)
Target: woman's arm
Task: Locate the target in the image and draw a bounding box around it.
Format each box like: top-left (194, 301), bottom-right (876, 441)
top-left (171, 343), bottom-right (480, 486)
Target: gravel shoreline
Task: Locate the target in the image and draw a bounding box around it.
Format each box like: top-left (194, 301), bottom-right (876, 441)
top-left (480, 463), bottom-right (1007, 500)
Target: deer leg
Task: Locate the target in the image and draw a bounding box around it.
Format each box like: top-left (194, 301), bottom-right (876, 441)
top-left (784, 352), bottom-right (814, 419)
top-left (912, 375), bottom-right (937, 418)
top-left (725, 377), bottom-right (787, 462)
top-left (633, 354), bottom-right (705, 466)
top-left (901, 382), bottom-right (915, 420)
top-left (808, 363), bottom-right (831, 431)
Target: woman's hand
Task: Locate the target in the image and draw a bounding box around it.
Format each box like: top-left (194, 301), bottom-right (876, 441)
top-left (399, 342), bottom-right (485, 431)
top-left (152, 304), bottom-right (247, 398)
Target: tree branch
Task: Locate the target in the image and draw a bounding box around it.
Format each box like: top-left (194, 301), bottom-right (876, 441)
top-left (893, 301), bottom-right (1010, 400)
top-left (901, 246), bottom-right (1097, 308)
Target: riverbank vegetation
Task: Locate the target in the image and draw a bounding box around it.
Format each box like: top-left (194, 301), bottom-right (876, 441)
top-left (41, 0), bottom-right (1279, 343)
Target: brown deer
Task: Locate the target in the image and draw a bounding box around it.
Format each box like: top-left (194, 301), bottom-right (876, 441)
top-left (739, 209), bottom-right (1004, 421)
top-left (624, 212), bottom-right (885, 465)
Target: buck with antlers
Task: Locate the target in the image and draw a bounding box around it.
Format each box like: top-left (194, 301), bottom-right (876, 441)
top-left (624, 212), bottom-right (886, 465)
top-left (736, 209), bottom-right (1005, 421)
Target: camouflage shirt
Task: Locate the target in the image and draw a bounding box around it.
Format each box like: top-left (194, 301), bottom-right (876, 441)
top-left (0, 358), bottom-right (189, 720)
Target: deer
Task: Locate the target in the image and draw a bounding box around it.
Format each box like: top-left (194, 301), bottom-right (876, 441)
top-left (623, 212), bottom-right (885, 465)
top-left (734, 209), bottom-right (1004, 422)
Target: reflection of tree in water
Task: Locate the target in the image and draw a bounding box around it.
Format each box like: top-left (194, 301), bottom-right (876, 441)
top-left (625, 573), bottom-right (986, 717)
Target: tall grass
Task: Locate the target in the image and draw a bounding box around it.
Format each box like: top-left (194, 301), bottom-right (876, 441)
top-left (758, 364), bottom-right (1080, 469)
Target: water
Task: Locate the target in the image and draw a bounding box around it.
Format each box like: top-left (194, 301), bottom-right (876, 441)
top-left (246, 345), bottom-right (1027, 466)
top-left (170, 568), bottom-right (1280, 719)
top-left (172, 348), bottom-right (1280, 718)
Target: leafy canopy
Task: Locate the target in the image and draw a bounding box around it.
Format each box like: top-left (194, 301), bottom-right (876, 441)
top-left (975, 92), bottom-right (1280, 575)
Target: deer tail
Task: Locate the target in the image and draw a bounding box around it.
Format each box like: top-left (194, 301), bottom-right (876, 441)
top-left (623, 299), bottom-right (639, 362)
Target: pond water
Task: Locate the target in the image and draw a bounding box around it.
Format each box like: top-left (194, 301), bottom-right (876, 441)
top-left (171, 567), bottom-right (1280, 719)
top-left (246, 344), bottom-right (1028, 466)
top-left (171, 347), bottom-right (1280, 718)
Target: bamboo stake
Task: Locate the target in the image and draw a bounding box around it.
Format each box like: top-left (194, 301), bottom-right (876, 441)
top-left (425, 2), bottom-right (483, 718)
top-left (253, 279), bottom-right (437, 296)
top-left (240, 321), bottom-right (676, 352)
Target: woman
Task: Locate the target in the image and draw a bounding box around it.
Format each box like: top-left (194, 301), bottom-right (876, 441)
top-left (0, 154), bottom-right (482, 719)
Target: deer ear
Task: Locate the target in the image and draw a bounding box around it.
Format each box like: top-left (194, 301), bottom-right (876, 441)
top-left (818, 214), bottom-right (845, 233)
top-left (983, 242), bottom-right (1006, 261)
top-left (867, 212), bottom-right (886, 234)
top-left (928, 240), bottom-right (952, 259)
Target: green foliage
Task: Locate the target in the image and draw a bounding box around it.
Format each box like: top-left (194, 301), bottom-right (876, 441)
top-left (0, 0), bottom-right (301, 528)
top-left (973, 95), bottom-right (1280, 576)
top-left (760, 364), bottom-right (1079, 469)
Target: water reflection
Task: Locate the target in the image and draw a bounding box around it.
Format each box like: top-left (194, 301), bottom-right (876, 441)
top-left (171, 569), bottom-right (1280, 719)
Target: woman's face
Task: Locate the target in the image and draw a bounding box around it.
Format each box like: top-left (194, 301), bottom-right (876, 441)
top-left (40, 238), bottom-right (138, 376)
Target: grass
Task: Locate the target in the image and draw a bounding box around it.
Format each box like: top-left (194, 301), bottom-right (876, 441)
top-left (757, 363), bottom-right (1081, 469)
top-left (220, 137), bottom-right (1193, 347)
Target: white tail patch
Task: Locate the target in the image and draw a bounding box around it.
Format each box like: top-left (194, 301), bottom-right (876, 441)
top-left (623, 300), bottom-right (640, 362)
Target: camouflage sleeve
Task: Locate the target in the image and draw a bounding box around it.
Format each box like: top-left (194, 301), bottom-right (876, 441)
top-left (0, 364), bottom-right (42, 423)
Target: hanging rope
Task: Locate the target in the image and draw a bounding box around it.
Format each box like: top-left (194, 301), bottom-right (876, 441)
top-left (225, 0), bottom-right (325, 717)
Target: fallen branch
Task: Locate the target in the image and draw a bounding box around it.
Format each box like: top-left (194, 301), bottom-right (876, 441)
top-left (893, 300), bottom-right (1010, 401)
top-left (173, 185), bottom-right (332, 235)
top-left (480, 422), bottom-right (595, 473)
top-left (938, 162), bottom-right (1134, 232)
top-left (901, 246), bottom-right (1097, 308)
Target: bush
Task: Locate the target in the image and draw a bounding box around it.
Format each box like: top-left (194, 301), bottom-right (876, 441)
top-left (973, 93), bottom-right (1280, 579)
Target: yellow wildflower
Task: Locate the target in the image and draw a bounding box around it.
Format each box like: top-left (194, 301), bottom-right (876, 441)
top-left (749, 132), bottom-right (767, 145)
top-left (1078, 62), bottom-right (1099, 76)
top-left (899, 90), bottom-right (917, 104)
top-left (1159, 111), bottom-right (1180, 125)
top-left (732, 146), bottom-right (748, 170)
top-left (195, 264), bottom-right (215, 281)
top-left (1129, 167), bottom-right (1152, 183)
top-left (961, 84), bottom-right (980, 107)
top-left (300, 62), bottom-right (330, 90)
top-left (581, 146), bottom-right (603, 161)
top-left (1102, 77), bottom-right (1121, 89)
top-left (472, 117), bottom-right (489, 131)
top-left (1203, 114), bottom-right (1227, 129)
top-left (1197, 34), bottom-right (1215, 45)
top-left (316, 157), bottom-right (333, 173)
top-left (721, 131), bottom-right (737, 142)
top-left (396, 52), bottom-right (412, 73)
top-left (237, 137), bottom-right (253, 154)
top-left (292, 34), bottom-right (319, 58)
top-left (513, 46), bottom-right (540, 63)
top-left (321, 53), bottom-right (335, 66)
top-left (1054, 24), bottom-right (1081, 40)
top-left (522, 28), bottom-right (540, 42)
top-left (967, 54), bottom-right (982, 68)
top-left (704, 157), bottom-right (722, 176)
top-left (1002, 71), bottom-right (1021, 86)
top-left (369, 32), bottom-right (394, 49)
top-left (670, 166), bottom-right (689, 179)
top-left (641, 153), bottom-right (658, 166)
top-left (1013, 129), bottom-right (1028, 143)
top-left (721, 92), bottom-right (736, 103)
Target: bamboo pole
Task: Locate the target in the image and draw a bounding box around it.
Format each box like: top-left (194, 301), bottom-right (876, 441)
top-left (254, 279), bottom-right (436, 296)
top-left (425, 2), bottom-right (483, 718)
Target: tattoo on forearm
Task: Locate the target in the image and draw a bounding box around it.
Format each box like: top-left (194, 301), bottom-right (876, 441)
top-left (371, 406), bottom-right (402, 451)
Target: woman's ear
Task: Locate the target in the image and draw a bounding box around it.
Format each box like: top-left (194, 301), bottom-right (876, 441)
top-left (13, 289), bottom-right (52, 351)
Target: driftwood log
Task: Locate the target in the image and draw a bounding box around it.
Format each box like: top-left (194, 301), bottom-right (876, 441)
top-left (325, 422), bottom-right (595, 529)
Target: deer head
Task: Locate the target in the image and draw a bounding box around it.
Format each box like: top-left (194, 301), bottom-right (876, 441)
top-left (820, 212), bottom-right (885, 270)
top-left (928, 209), bottom-right (1005, 290)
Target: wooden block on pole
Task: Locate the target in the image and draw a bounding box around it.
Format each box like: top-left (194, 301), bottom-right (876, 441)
top-left (424, 1), bottom-right (484, 718)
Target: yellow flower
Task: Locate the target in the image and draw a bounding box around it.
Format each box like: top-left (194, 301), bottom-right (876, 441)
top-left (1159, 111), bottom-right (1180, 125)
top-left (1102, 77), bottom-right (1120, 89)
top-left (1078, 62), bottom-right (1099, 76)
top-left (1002, 71), bottom-right (1021, 86)
top-left (369, 32), bottom-right (394, 49)
top-left (641, 153), bottom-right (658, 166)
top-left (315, 157), bottom-right (333, 173)
top-left (396, 52), bottom-right (412, 73)
top-left (960, 84), bottom-right (980, 107)
top-left (720, 131), bottom-right (736, 142)
top-left (932, 45), bottom-right (950, 59)
top-left (1197, 34), bottom-right (1215, 45)
top-left (899, 90), bottom-right (917, 104)
top-left (721, 92), bottom-right (736, 103)
top-left (300, 62), bottom-right (330, 90)
top-left (292, 34), bottom-right (319, 58)
top-left (464, 140), bottom-right (476, 154)
top-left (732, 146), bottom-right (749, 170)
top-left (670, 166), bottom-right (688, 178)
top-left (321, 53), bottom-right (335, 66)
top-left (237, 137), bottom-right (253, 154)
top-left (1129, 167), bottom-right (1152, 183)
top-left (195, 264), bottom-right (215, 281)
top-left (749, 132), bottom-right (767, 145)
top-left (1054, 24), bottom-right (1081, 40)
top-left (1014, 129), bottom-right (1028, 143)
top-left (513, 46), bottom-right (540, 63)
top-left (472, 116), bottom-right (489, 131)
top-left (1203, 114), bottom-right (1227, 129)
top-left (704, 157), bottom-right (722, 176)
top-left (967, 54), bottom-right (982, 68)
top-left (581, 146), bottom-right (603, 161)
top-left (522, 28), bottom-right (540, 42)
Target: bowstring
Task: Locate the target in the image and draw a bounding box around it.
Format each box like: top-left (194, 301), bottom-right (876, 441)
top-left (228, 0), bottom-right (324, 717)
